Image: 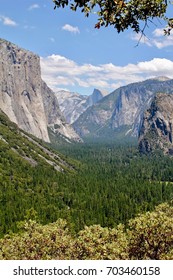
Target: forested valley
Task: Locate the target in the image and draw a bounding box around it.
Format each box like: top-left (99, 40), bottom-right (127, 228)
top-left (0, 112), bottom-right (173, 259)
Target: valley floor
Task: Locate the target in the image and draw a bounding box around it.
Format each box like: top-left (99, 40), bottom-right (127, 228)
top-left (1, 121), bottom-right (173, 259)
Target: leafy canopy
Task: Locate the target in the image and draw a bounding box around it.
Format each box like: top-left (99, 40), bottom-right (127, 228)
top-left (53, 0), bottom-right (172, 34)
top-left (0, 202), bottom-right (173, 259)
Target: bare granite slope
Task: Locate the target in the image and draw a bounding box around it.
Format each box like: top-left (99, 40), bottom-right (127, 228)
top-left (139, 93), bottom-right (173, 155)
top-left (0, 38), bottom-right (80, 143)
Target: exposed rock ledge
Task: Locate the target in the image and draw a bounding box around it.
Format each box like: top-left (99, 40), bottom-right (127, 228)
top-left (139, 93), bottom-right (173, 155)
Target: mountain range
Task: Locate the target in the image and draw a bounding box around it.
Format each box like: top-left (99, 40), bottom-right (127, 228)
top-left (1, 38), bottom-right (173, 261)
top-left (72, 77), bottom-right (173, 142)
top-left (55, 88), bottom-right (108, 124)
top-left (1, 38), bottom-right (173, 153)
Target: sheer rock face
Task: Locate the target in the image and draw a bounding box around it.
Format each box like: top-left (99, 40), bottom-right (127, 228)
top-left (138, 93), bottom-right (173, 155)
top-left (86, 88), bottom-right (108, 107)
top-left (72, 78), bottom-right (173, 140)
top-left (0, 39), bottom-right (50, 142)
top-left (41, 81), bottom-right (81, 142)
top-left (55, 90), bottom-right (88, 124)
top-left (0, 39), bottom-right (80, 143)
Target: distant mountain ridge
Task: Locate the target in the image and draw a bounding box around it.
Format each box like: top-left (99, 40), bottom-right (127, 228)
top-left (72, 78), bottom-right (173, 142)
top-left (55, 88), bottom-right (108, 124)
top-left (1, 39), bottom-right (173, 146)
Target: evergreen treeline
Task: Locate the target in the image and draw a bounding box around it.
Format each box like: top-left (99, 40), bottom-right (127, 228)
top-left (0, 111), bottom-right (173, 249)
top-left (52, 142), bottom-right (173, 231)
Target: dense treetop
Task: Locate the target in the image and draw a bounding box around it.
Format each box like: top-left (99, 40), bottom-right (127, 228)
top-left (0, 202), bottom-right (173, 259)
top-left (53, 0), bottom-right (173, 34)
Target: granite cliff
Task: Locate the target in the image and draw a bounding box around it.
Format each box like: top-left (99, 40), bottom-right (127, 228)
top-left (139, 93), bottom-right (173, 155)
top-left (55, 88), bottom-right (108, 124)
top-left (41, 81), bottom-right (81, 141)
top-left (55, 90), bottom-right (88, 124)
top-left (0, 39), bottom-right (79, 143)
top-left (73, 78), bottom-right (173, 141)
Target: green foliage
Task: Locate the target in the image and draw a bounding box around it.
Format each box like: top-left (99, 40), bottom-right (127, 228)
top-left (0, 219), bottom-right (72, 260)
top-left (128, 202), bottom-right (173, 259)
top-left (70, 224), bottom-right (128, 259)
top-left (0, 112), bottom-right (78, 236)
top-left (1, 110), bottom-right (173, 236)
top-left (50, 142), bottom-right (173, 232)
top-left (52, 0), bottom-right (172, 34)
top-left (0, 202), bottom-right (172, 259)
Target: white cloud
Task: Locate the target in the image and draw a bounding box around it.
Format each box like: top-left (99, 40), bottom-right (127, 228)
top-left (40, 55), bottom-right (173, 93)
top-left (0, 15), bottom-right (17, 26)
top-left (153, 36), bottom-right (173, 49)
top-left (153, 28), bottom-right (165, 37)
top-left (131, 33), bottom-right (152, 47)
top-left (28, 4), bottom-right (40, 11)
top-left (131, 28), bottom-right (173, 49)
top-left (138, 58), bottom-right (173, 76)
top-left (62, 24), bottom-right (80, 34)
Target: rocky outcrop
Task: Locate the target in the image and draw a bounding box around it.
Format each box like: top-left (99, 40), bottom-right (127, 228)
top-left (42, 81), bottom-right (81, 142)
top-left (0, 38), bottom-right (50, 142)
top-left (73, 78), bottom-right (173, 140)
top-left (55, 88), bottom-right (108, 124)
top-left (0, 38), bottom-right (80, 143)
top-left (111, 77), bottom-right (173, 136)
top-left (55, 90), bottom-right (88, 124)
top-left (86, 88), bottom-right (108, 107)
top-left (138, 93), bottom-right (173, 155)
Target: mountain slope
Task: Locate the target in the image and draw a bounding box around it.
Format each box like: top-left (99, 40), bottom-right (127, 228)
top-left (139, 93), bottom-right (173, 155)
top-left (55, 88), bottom-right (108, 124)
top-left (41, 81), bottom-right (81, 142)
top-left (0, 110), bottom-right (79, 235)
top-left (73, 78), bottom-right (173, 141)
top-left (1, 110), bottom-right (173, 240)
top-left (55, 90), bottom-right (88, 124)
top-left (0, 110), bottom-right (76, 172)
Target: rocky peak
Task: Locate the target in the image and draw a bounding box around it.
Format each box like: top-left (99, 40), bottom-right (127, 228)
top-left (55, 88), bottom-right (108, 124)
top-left (87, 88), bottom-right (108, 107)
top-left (138, 93), bottom-right (173, 155)
top-left (55, 90), bottom-right (88, 124)
top-left (72, 79), bottom-right (173, 141)
top-left (0, 38), bottom-right (80, 143)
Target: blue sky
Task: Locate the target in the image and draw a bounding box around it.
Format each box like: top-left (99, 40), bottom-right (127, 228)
top-left (1, 0), bottom-right (173, 95)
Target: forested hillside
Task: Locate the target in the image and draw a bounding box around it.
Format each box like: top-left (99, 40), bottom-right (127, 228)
top-left (0, 111), bottom-right (78, 235)
top-left (1, 111), bottom-right (173, 259)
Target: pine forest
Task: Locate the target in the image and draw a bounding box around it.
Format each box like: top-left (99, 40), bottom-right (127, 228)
top-left (0, 111), bottom-right (173, 259)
